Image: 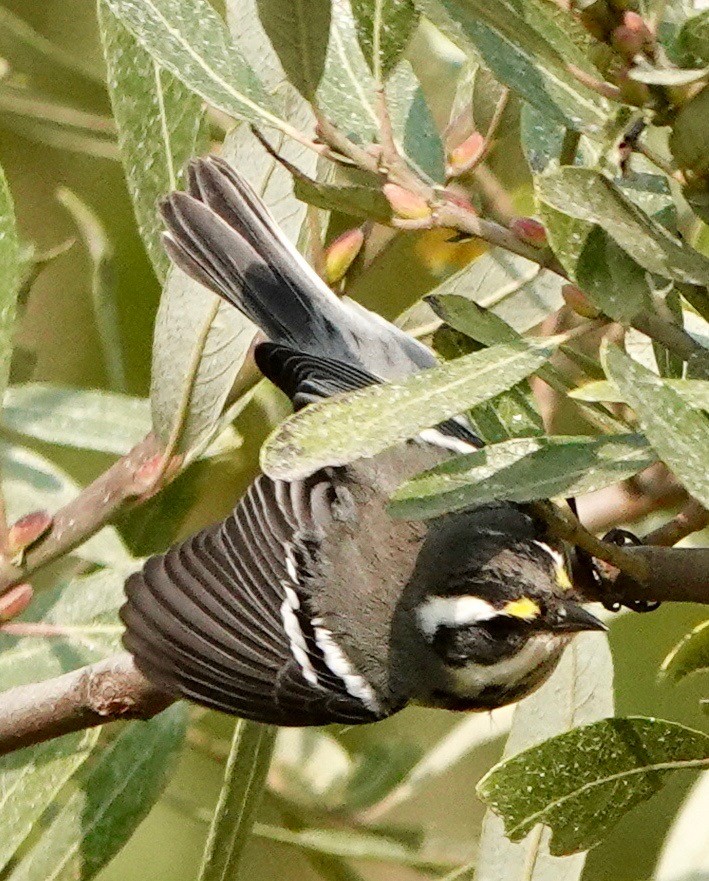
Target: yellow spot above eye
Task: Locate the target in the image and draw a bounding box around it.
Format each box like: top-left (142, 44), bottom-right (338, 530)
top-left (555, 563), bottom-right (573, 591)
top-left (503, 597), bottom-right (540, 620)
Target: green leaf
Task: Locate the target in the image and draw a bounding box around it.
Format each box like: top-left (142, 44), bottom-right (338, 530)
top-left (102, 0), bottom-right (289, 133)
top-left (421, 248), bottom-right (565, 334)
top-left (674, 8), bottom-right (709, 66)
top-left (477, 717), bottom-right (709, 855)
top-left (255, 0), bottom-right (331, 100)
top-left (661, 619), bottom-right (709, 682)
top-left (351, 0), bottom-right (419, 79)
top-left (0, 729), bottom-right (101, 875)
top-left (293, 175), bottom-right (393, 221)
top-left (417, 0), bottom-right (612, 135)
top-left (537, 167), bottom-right (709, 285)
top-left (318, 1), bottom-right (444, 181)
top-left (390, 434), bottom-right (655, 519)
top-left (55, 188), bottom-right (126, 392)
top-left (6, 706), bottom-right (187, 881)
top-left (99, 0), bottom-right (207, 280)
top-left (2, 384), bottom-right (150, 455)
top-left (474, 632), bottom-right (614, 881)
top-left (602, 343), bottom-right (709, 508)
top-left (570, 377), bottom-right (709, 410)
top-left (0, 568), bottom-right (132, 691)
top-left (253, 823), bottom-right (452, 870)
top-left (0, 163), bottom-right (20, 404)
top-left (262, 337), bottom-right (560, 480)
top-left (0, 442), bottom-right (133, 569)
top-left (630, 65), bottom-right (709, 85)
top-left (198, 721), bottom-right (276, 881)
top-left (670, 84), bottom-right (709, 175)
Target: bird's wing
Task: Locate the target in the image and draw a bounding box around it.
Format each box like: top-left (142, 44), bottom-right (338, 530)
top-left (121, 472), bottom-right (398, 726)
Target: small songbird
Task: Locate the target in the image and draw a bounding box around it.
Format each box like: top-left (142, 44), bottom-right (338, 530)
top-left (121, 156), bottom-right (606, 727)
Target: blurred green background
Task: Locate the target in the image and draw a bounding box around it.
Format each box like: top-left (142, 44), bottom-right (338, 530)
top-left (1, 3), bottom-right (708, 880)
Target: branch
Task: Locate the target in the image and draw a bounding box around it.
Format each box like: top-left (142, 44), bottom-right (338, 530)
top-left (0, 652), bottom-right (174, 757)
top-left (607, 546), bottom-right (709, 605)
top-left (0, 433), bottom-right (169, 596)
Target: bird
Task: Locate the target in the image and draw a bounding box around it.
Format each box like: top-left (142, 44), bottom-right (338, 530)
top-left (120, 155), bottom-right (607, 727)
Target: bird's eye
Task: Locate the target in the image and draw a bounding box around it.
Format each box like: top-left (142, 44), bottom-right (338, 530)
top-left (479, 615), bottom-right (525, 637)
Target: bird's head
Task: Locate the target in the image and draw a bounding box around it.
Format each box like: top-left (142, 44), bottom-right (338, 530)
top-left (393, 504), bottom-right (606, 710)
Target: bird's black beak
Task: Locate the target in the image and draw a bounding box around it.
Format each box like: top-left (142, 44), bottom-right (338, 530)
top-left (549, 601), bottom-right (608, 633)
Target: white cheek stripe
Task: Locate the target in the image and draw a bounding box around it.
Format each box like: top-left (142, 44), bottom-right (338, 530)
top-left (533, 540), bottom-right (565, 570)
top-left (280, 584), bottom-right (318, 687)
top-left (418, 428), bottom-right (478, 455)
top-left (417, 595), bottom-right (497, 638)
top-left (311, 616), bottom-right (380, 713)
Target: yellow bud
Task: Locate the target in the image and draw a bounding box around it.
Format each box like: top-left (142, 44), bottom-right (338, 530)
top-left (324, 227), bottom-right (365, 285)
top-left (383, 183), bottom-right (432, 220)
top-left (7, 510), bottom-right (52, 557)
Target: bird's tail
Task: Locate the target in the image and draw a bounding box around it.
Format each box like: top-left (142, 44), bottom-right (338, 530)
top-left (160, 156), bottom-right (435, 377)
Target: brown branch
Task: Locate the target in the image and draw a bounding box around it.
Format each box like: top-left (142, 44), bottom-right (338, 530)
top-left (606, 546), bottom-right (709, 605)
top-left (642, 499), bottom-right (709, 547)
top-left (0, 433), bottom-right (166, 596)
top-left (0, 652), bottom-right (174, 757)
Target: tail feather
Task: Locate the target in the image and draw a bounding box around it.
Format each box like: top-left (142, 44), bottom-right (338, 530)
top-left (160, 155), bottom-right (437, 378)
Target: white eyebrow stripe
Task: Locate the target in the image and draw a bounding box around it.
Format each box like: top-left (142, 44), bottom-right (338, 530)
top-left (532, 540), bottom-right (566, 570)
top-left (417, 595), bottom-right (497, 638)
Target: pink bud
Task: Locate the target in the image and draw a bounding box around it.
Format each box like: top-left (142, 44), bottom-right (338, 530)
top-left (612, 12), bottom-right (652, 58)
top-left (324, 227), bottom-right (365, 285)
top-left (8, 510), bottom-right (52, 557)
top-left (447, 131), bottom-right (486, 176)
top-left (383, 183), bottom-right (432, 220)
top-left (510, 217), bottom-right (548, 247)
top-left (0, 583), bottom-right (34, 622)
top-left (562, 284), bottom-right (601, 319)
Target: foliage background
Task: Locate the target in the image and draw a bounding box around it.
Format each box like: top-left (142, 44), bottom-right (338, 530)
top-left (0, 1), bottom-right (708, 880)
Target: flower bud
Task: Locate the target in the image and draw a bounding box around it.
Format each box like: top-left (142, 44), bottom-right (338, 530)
top-left (7, 510), bottom-right (52, 558)
top-left (383, 183), bottom-right (432, 220)
top-left (0, 583), bottom-right (34, 623)
top-left (447, 131), bottom-right (486, 176)
top-left (510, 217), bottom-right (548, 247)
top-left (612, 12), bottom-right (653, 58)
top-left (324, 227), bottom-right (365, 285)
top-left (562, 283), bottom-right (601, 319)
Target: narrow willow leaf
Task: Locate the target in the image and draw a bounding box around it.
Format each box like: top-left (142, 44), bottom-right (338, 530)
top-left (350, 0), bottom-right (419, 79)
top-left (318, 0), bottom-right (443, 180)
top-left (0, 163), bottom-right (20, 403)
top-left (571, 378), bottom-right (709, 410)
top-left (477, 717), bottom-right (709, 855)
top-left (0, 730), bottom-right (101, 874)
top-left (0, 568), bottom-right (133, 691)
top-left (199, 721), bottom-right (276, 881)
top-left (262, 338), bottom-right (560, 480)
top-left (421, 248), bottom-right (565, 334)
top-left (656, 771), bottom-right (709, 881)
top-left (6, 706), bottom-right (187, 881)
top-left (0, 6), bottom-right (104, 90)
top-left (2, 384), bottom-right (150, 455)
top-left (670, 85), bottom-right (709, 176)
top-left (537, 167), bottom-right (709, 285)
top-left (0, 442), bottom-right (132, 568)
top-left (390, 434), bottom-right (655, 520)
top-left (630, 66), bottom-right (709, 85)
top-left (99, 0), bottom-right (207, 280)
top-left (602, 343), bottom-right (709, 508)
top-left (55, 188), bottom-right (126, 392)
top-left (661, 619), bottom-right (709, 682)
top-left (293, 175), bottom-right (393, 221)
top-left (102, 0), bottom-right (289, 133)
top-left (674, 8), bottom-right (709, 66)
top-left (417, 0), bottom-right (611, 135)
top-left (253, 823), bottom-right (452, 870)
top-left (475, 633), bottom-right (614, 881)
top-left (255, 0), bottom-right (331, 100)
